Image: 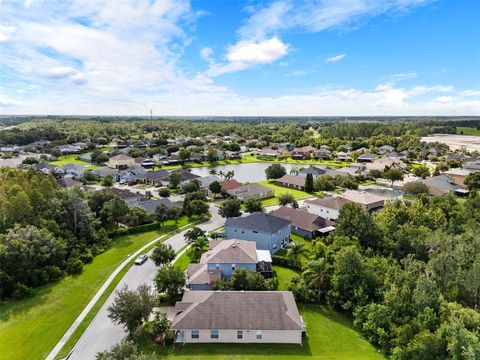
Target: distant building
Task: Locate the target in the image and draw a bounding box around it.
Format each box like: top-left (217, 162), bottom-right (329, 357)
top-left (107, 154), bottom-right (135, 169)
top-left (275, 174), bottom-right (305, 191)
top-left (271, 206), bottom-right (335, 239)
top-left (420, 175), bottom-right (466, 196)
top-left (227, 183), bottom-right (274, 201)
top-left (304, 196), bottom-right (351, 221)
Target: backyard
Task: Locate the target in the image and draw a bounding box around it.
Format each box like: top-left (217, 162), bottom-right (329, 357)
top-left (48, 153), bottom-right (99, 168)
top-left (0, 217), bottom-right (193, 360)
top-left (257, 180), bottom-right (314, 206)
top-left (138, 303), bottom-right (384, 360)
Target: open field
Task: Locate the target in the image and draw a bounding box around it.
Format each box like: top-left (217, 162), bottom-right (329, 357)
top-left (138, 303), bottom-right (384, 360)
top-left (457, 126), bottom-right (480, 136)
top-left (421, 134), bottom-right (480, 151)
top-left (0, 218), bottom-right (191, 360)
top-left (48, 154), bottom-right (99, 168)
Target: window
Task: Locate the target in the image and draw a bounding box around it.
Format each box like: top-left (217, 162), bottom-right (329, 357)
top-left (256, 331), bottom-right (262, 339)
top-left (191, 330), bottom-right (199, 339)
top-left (237, 330), bottom-right (243, 339)
top-left (232, 263), bottom-right (236, 271)
top-left (211, 330), bottom-right (219, 339)
top-left (215, 263), bottom-right (220, 269)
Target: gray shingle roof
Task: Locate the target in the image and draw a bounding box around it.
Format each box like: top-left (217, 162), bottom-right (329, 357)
top-left (225, 212), bottom-right (290, 233)
top-left (172, 291), bottom-right (303, 331)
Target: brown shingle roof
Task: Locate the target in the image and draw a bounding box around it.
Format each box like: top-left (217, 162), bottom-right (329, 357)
top-left (305, 196), bottom-right (351, 210)
top-left (275, 174), bottom-right (305, 187)
top-left (271, 206), bottom-right (333, 232)
top-left (173, 291), bottom-right (303, 331)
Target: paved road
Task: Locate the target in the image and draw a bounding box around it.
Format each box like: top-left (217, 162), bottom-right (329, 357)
top-left (67, 205), bottom-right (223, 360)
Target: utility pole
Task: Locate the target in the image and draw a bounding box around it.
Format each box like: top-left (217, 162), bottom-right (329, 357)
top-left (150, 109), bottom-right (152, 121)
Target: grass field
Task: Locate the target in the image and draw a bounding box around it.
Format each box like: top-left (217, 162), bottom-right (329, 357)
top-left (48, 153), bottom-right (99, 168)
top-left (457, 126), bottom-right (480, 135)
top-left (0, 218), bottom-right (192, 360)
top-left (138, 303), bottom-right (384, 360)
top-left (257, 180), bottom-right (314, 206)
top-left (241, 153), bottom-right (351, 168)
top-left (174, 248), bottom-right (196, 271)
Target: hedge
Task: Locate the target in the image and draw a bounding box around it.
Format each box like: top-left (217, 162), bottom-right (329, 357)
top-left (272, 255), bottom-right (301, 270)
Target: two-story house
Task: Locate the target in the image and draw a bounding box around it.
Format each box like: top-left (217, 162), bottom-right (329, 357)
top-left (187, 239), bottom-right (264, 290)
top-left (225, 213), bottom-right (291, 254)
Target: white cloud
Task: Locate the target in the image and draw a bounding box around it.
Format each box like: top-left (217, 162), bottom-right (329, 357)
top-left (0, 25), bottom-right (15, 42)
top-left (238, 0), bottom-right (431, 39)
top-left (200, 46), bottom-right (213, 60)
top-left (207, 37), bottom-right (289, 76)
top-left (326, 54), bottom-right (346, 62)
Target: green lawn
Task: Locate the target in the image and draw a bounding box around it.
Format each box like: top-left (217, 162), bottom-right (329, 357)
top-left (258, 180), bottom-right (314, 206)
top-left (138, 303), bottom-right (384, 360)
top-left (0, 218), bottom-right (192, 360)
top-left (274, 266), bottom-right (300, 290)
top-left (48, 154), bottom-right (99, 168)
top-left (174, 248), bottom-right (196, 271)
top-left (241, 153), bottom-right (351, 169)
top-left (457, 126), bottom-right (480, 135)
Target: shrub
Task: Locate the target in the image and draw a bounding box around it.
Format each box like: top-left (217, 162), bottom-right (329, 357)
top-left (272, 255), bottom-right (301, 270)
top-left (66, 257), bottom-right (84, 275)
top-left (12, 283), bottom-right (34, 300)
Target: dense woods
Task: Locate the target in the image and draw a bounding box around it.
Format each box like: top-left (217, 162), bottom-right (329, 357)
top-left (286, 194), bottom-right (480, 359)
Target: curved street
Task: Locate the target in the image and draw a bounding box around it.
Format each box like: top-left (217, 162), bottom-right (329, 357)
top-left (65, 205), bottom-right (222, 360)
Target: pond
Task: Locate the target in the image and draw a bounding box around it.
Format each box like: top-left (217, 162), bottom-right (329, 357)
top-left (190, 162), bottom-right (304, 182)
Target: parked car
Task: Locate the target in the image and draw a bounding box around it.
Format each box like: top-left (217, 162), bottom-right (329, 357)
top-left (135, 254), bottom-right (148, 265)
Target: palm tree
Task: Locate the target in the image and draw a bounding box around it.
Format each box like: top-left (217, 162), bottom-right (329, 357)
top-left (303, 259), bottom-right (329, 300)
top-left (217, 170), bottom-right (226, 180)
top-left (225, 170), bottom-right (235, 180)
top-left (286, 242), bottom-right (308, 265)
top-left (209, 169), bottom-right (217, 175)
top-left (191, 236), bottom-right (209, 262)
top-left (290, 167), bottom-right (300, 176)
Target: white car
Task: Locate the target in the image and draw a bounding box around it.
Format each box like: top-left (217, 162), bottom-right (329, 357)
top-left (134, 254), bottom-right (148, 265)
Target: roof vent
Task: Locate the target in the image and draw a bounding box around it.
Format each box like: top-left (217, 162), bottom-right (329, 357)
top-left (232, 244), bottom-right (236, 248)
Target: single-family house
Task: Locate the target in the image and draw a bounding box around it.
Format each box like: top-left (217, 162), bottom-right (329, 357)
top-left (357, 153), bottom-right (378, 163)
top-left (225, 212), bottom-right (291, 254)
top-left (32, 163), bottom-right (56, 175)
top-left (105, 188), bottom-right (146, 206)
top-left (57, 177), bottom-right (81, 188)
top-left (335, 151), bottom-right (352, 162)
top-left (130, 198), bottom-right (174, 213)
top-left (108, 154), bottom-right (135, 169)
top-left (291, 146), bottom-right (315, 160)
top-left (359, 185), bottom-right (404, 202)
top-left (275, 174), bottom-right (305, 191)
top-left (171, 169), bottom-right (201, 185)
top-left (138, 170), bottom-right (170, 186)
top-left (420, 175), bottom-right (466, 196)
top-left (197, 175), bottom-right (221, 190)
top-left (59, 164), bottom-right (85, 179)
top-left (116, 167), bottom-right (147, 184)
top-left (341, 189), bottom-right (385, 212)
top-left (172, 291), bottom-right (304, 344)
top-left (379, 145), bottom-right (395, 154)
top-left (187, 239), bottom-right (262, 290)
top-left (271, 206), bottom-right (335, 239)
top-left (220, 179), bottom-right (243, 191)
top-left (90, 167), bottom-right (118, 179)
top-left (364, 157), bottom-right (407, 172)
top-left (441, 168), bottom-right (472, 186)
top-left (227, 183), bottom-right (274, 201)
top-left (314, 149), bottom-right (331, 160)
top-left (304, 196), bottom-right (351, 221)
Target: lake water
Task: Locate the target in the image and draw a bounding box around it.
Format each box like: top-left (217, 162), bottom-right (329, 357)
top-left (190, 162), bottom-right (303, 182)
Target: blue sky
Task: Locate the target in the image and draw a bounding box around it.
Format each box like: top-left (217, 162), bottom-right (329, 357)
top-left (0, 0), bottom-right (479, 115)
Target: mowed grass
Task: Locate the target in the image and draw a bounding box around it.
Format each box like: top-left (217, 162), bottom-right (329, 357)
top-left (0, 218), bottom-right (190, 360)
top-left (138, 303), bottom-right (384, 360)
top-left (457, 126), bottom-right (480, 135)
top-left (274, 266), bottom-right (300, 290)
top-left (48, 153), bottom-right (98, 168)
top-left (258, 181), bottom-right (313, 206)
